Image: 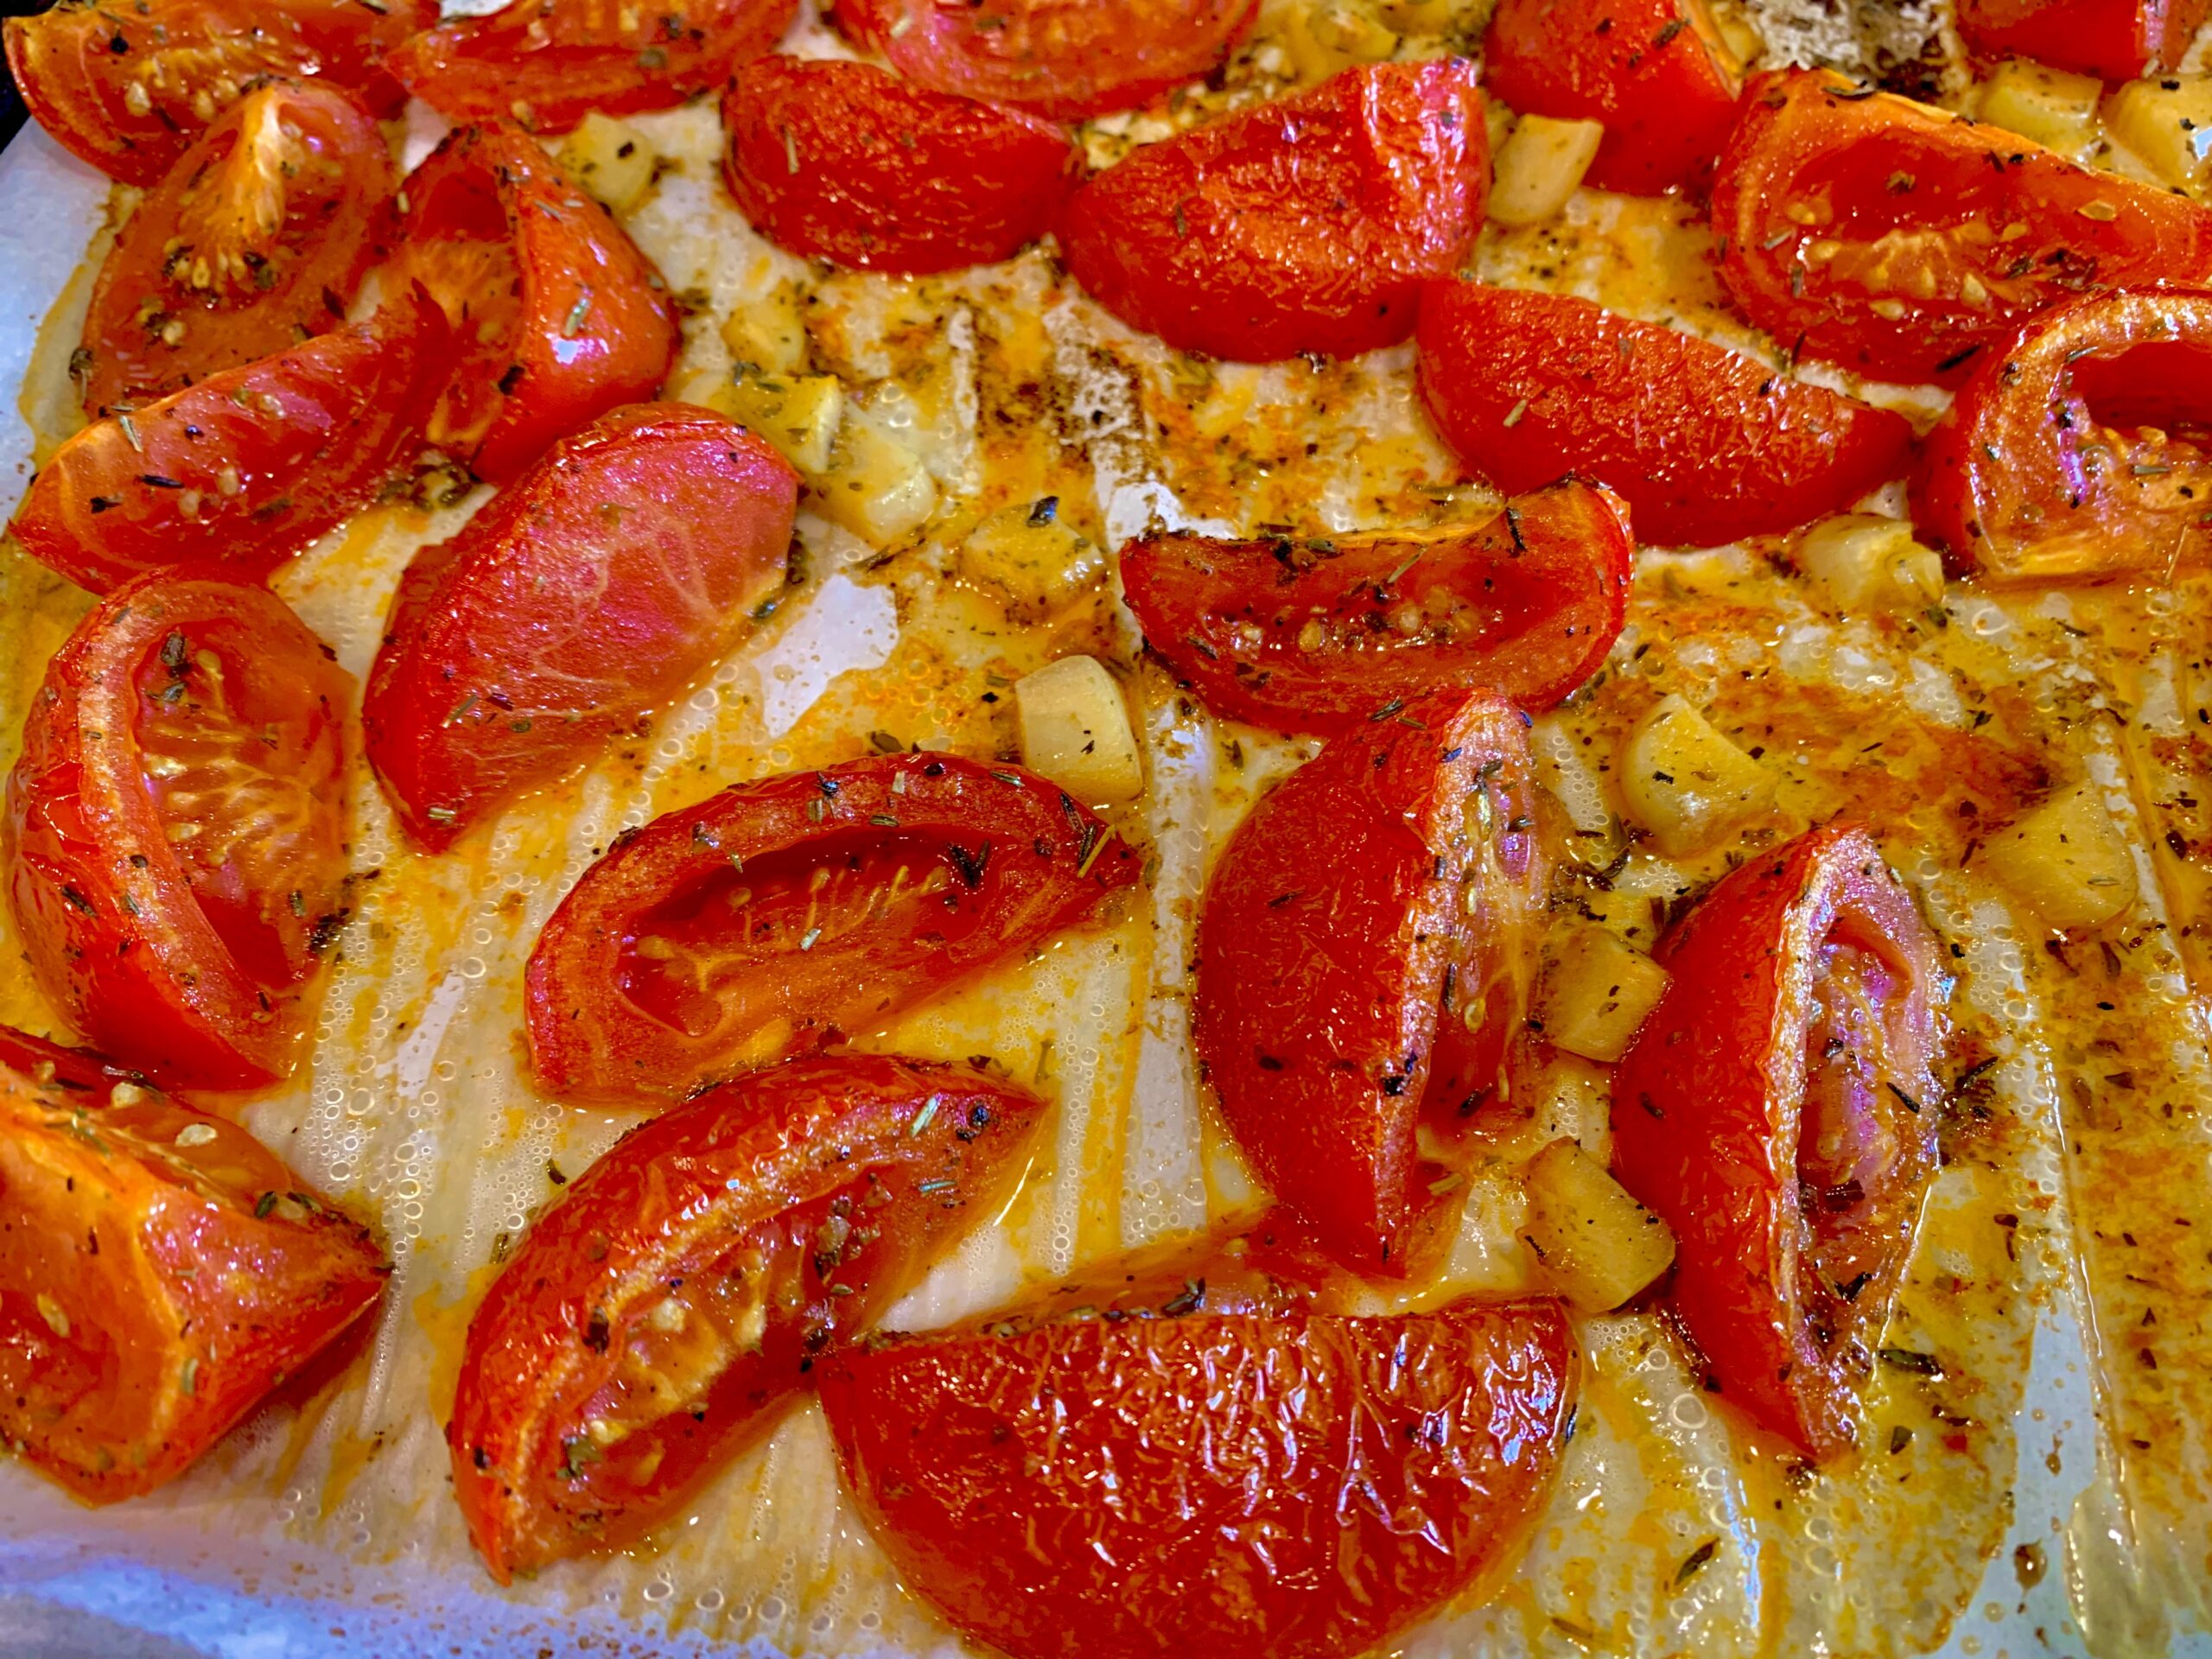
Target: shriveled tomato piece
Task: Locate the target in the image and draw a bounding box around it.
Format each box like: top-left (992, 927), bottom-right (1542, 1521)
top-left (1913, 288), bottom-right (2212, 584)
top-left (1122, 480), bottom-right (1632, 732)
top-left (524, 753), bottom-right (1141, 1104)
top-left (448, 1052), bottom-right (1043, 1581)
top-left (5, 578), bottom-right (352, 1090)
top-left (394, 122), bottom-right (680, 484)
top-left (1058, 60), bottom-right (1488, 363)
top-left (3, 0), bottom-right (432, 187)
top-left (1417, 283), bottom-right (1914, 546)
top-left (830, 0), bottom-right (1256, 121)
top-left (1713, 68), bottom-right (2212, 385)
top-left (1194, 690), bottom-right (1547, 1277)
top-left (1955, 0), bottom-right (2208, 82)
top-left (1613, 824), bottom-right (1945, 1458)
top-left (11, 289), bottom-right (447, 594)
top-left (0, 1059), bottom-right (387, 1502)
top-left (820, 1289), bottom-right (1575, 1659)
top-left (390, 0), bottom-right (796, 136)
top-left (721, 57), bottom-right (1081, 275)
top-left (1484, 0), bottom-right (1742, 195)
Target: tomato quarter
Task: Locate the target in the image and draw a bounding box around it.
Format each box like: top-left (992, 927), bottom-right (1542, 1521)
top-left (1955, 0), bottom-right (2208, 82)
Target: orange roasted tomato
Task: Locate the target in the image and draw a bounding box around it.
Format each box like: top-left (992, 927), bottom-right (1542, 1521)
top-left (1058, 59), bottom-right (1488, 363)
top-left (1613, 824), bottom-right (1946, 1459)
top-left (1955, 0), bottom-right (2209, 82)
top-left (1713, 68), bottom-right (2212, 385)
top-left (5, 578), bottom-right (352, 1091)
top-left (1193, 690), bottom-right (1548, 1277)
top-left (1122, 479), bottom-right (1634, 732)
top-left (448, 1052), bottom-right (1044, 1581)
top-left (0, 1057), bottom-right (388, 1502)
top-left (524, 753), bottom-right (1142, 1104)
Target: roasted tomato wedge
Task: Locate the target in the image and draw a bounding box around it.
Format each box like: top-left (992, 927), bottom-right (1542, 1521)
top-left (722, 57), bottom-right (1081, 275)
top-left (1713, 68), bottom-right (2212, 385)
top-left (365, 404), bottom-right (796, 852)
top-left (1955, 0), bottom-right (2207, 82)
top-left (1912, 288), bottom-right (2212, 584)
top-left (525, 753), bottom-right (1141, 1104)
top-left (1193, 690), bottom-right (1547, 1276)
top-left (11, 289), bottom-right (447, 594)
top-left (1416, 283), bottom-right (1914, 546)
top-left (3, 0), bottom-right (431, 187)
top-left (1612, 824), bottom-right (1944, 1458)
top-left (1122, 480), bottom-right (1632, 732)
top-left (1058, 60), bottom-right (1488, 363)
top-left (830, 0), bottom-right (1256, 121)
top-left (448, 1053), bottom-right (1043, 1581)
top-left (820, 1287), bottom-right (1575, 1659)
top-left (391, 0), bottom-right (797, 136)
top-left (394, 122), bottom-right (680, 485)
top-left (1483, 0), bottom-right (1742, 196)
top-left (6, 578), bottom-right (352, 1090)
top-left (0, 1059), bottom-right (387, 1502)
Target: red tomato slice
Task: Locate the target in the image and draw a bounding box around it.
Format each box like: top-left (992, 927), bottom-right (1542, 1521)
top-left (524, 753), bottom-right (1142, 1104)
top-left (1483, 0), bottom-right (1742, 196)
top-left (3, 0), bottom-right (432, 187)
top-left (448, 1052), bottom-right (1044, 1581)
top-left (721, 56), bottom-right (1082, 275)
top-left (1713, 68), bottom-right (2212, 385)
top-left (365, 404), bottom-right (795, 851)
top-left (1058, 60), bottom-right (1489, 363)
top-left (1912, 287), bottom-right (2212, 584)
top-left (819, 1293), bottom-right (1575, 1659)
top-left (394, 122), bottom-right (681, 485)
top-left (1416, 283), bottom-right (1914, 546)
top-left (5, 578), bottom-right (353, 1090)
top-left (10, 289), bottom-right (448, 595)
top-left (1193, 690), bottom-right (1548, 1277)
top-left (830, 0), bottom-right (1257, 121)
top-left (0, 1058), bottom-right (388, 1502)
top-left (0, 1021), bottom-right (149, 1097)
top-left (1955, 0), bottom-right (2208, 82)
top-left (1122, 480), bottom-right (1633, 732)
top-left (1612, 824), bottom-right (1945, 1459)
top-left (390, 0), bottom-right (797, 136)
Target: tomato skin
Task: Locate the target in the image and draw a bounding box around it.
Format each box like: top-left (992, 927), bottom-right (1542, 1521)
top-left (448, 1052), bottom-right (1043, 1581)
top-left (1193, 690), bottom-right (1547, 1277)
top-left (1911, 288), bottom-right (2212, 584)
top-left (1122, 480), bottom-right (1633, 732)
top-left (0, 1059), bottom-right (388, 1502)
top-left (395, 123), bottom-right (681, 485)
top-left (1416, 283), bottom-right (1913, 547)
top-left (364, 404), bottom-right (797, 852)
top-left (1954, 0), bottom-right (2208, 82)
top-left (1611, 825), bottom-right (1945, 1459)
top-left (1058, 60), bottom-right (1489, 363)
top-left (11, 289), bottom-right (448, 595)
top-left (820, 1295), bottom-right (1574, 1659)
top-left (721, 57), bottom-right (1082, 275)
top-left (1483, 0), bottom-right (1742, 196)
top-left (1713, 69), bottom-right (2212, 385)
top-left (5, 578), bottom-right (353, 1090)
top-left (391, 0), bottom-right (797, 136)
top-left (524, 753), bottom-right (1142, 1105)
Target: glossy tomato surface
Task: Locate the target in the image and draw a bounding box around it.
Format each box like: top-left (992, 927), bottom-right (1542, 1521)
top-left (1194, 690), bottom-right (1548, 1277)
top-left (1612, 824), bottom-right (1945, 1458)
top-left (722, 56), bottom-right (1081, 275)
top-left (0, 1059), bottom-right (387, 1502)
top-left (1058, 60), bottom-right (1488, 363)
top-left (1416, 283), bottom-right (1915, 546)
top-left (11, 289), bottom-right (447, 594)
top-left (1955, 0), bottom-right (2207, 81)
top-left (395, 122), bottom-right (680, 484)
top-left (1713, 69), bottom-right (2212, 385)
top-left (5, 578), bottom-right (353, 1090)
top-left (448, 1052), bottom-right (1043, 1580)
top-left (365, 404), bottom-right (797, 852)
top-left (1122, 480), bottom-right (1633, 731)
top-left (525, 753), bottom-right (1142, 1103)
